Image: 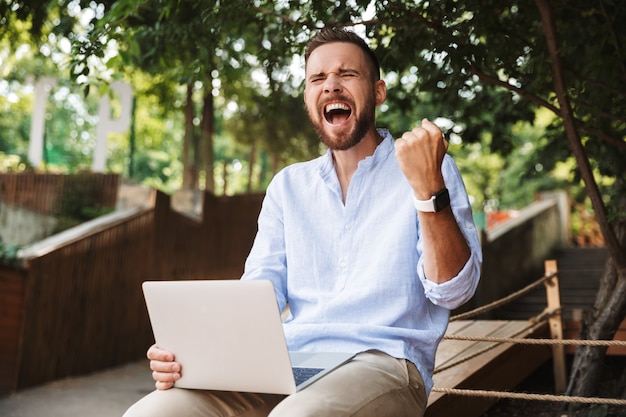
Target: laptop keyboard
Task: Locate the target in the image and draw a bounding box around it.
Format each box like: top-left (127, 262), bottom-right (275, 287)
top-left (292, 367), bottom-right (324, 385)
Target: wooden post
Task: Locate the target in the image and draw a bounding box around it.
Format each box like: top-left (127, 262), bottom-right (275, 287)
top-left (544, 260), bottom-right (567, 393)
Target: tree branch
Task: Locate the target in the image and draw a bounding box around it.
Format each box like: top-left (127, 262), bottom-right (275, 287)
top-left (469, 61), bottom-right (626, 152)
top-left (468, 61), bottom-right (560, 114)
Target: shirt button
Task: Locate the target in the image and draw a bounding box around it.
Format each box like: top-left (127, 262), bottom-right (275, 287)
top-left (340, 261), bottom-right (347, 268)
top-left (344, 224), bottom-right (352, 230)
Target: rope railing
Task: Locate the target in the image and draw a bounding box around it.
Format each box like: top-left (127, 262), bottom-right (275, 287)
top-left (430, 387), bottom-right (626, 406)
top-left (443, 334), bottom-right (626, 347)
top-left (434, 320), bottom-right (546, 374)
top-left (433, 261), bottom-right (626, 408)
top-left (449, 271), bottom-right (556, 322)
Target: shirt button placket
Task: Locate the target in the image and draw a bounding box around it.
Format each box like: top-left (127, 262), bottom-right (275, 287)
top-left (336, 222), bottom-right (352, 290)
top-left (340, 223), bottom-right (352, 269)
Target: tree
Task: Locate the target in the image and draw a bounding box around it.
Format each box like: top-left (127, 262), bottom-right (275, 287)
top-left (0, 24), bottom-right (102, 172)
top-left (70, 0), bottom-right (318, 191)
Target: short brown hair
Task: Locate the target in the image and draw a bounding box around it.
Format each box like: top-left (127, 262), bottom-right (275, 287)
top-left (305, 27), bottom-right (381, 81)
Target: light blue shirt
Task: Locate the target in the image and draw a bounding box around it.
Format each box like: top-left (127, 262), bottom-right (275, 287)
top-left (242, 129), bottom-right (482, 395)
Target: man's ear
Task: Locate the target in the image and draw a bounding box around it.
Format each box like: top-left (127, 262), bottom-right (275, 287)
top-left (375, 79), bottom-right (387, 106)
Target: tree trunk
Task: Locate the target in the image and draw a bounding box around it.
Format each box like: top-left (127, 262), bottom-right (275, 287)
top-left (247, 142), bottom-right (256, 193)
top-left (182, 83), bottom-right (198, 188)
top-left (200, 87), bottom-right (215, 193)
top-left (566, 221), bottom-right (626, 403)
top-left (534, 0), bottom-right (626, 408)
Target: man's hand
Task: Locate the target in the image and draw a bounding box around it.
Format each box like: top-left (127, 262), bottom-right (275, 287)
top-left (394, 118), bottom-right (448, 199)
top-left (147, 344), bottom-right (181, 390)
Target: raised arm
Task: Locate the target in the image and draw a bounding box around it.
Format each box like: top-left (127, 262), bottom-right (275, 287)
top-left (395, 118), bottom-right (471, 284)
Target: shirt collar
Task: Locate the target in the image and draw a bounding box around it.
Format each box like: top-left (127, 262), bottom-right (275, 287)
top-left (320, 128), bottom-right (394, 173)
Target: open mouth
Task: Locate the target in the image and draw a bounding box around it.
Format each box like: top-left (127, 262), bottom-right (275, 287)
top-left (324, 102), bottom-right (352, 125)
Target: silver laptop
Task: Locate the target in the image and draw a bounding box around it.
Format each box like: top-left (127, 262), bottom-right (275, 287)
top-left (142, 279), bottom-right (354, 395)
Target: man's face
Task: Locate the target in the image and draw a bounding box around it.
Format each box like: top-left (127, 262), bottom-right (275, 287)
top-left (304, 42), bottom-right (385, 151)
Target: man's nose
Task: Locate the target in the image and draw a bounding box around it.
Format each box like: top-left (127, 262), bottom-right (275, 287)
top-left (323, 74), bottom-right (343, 93)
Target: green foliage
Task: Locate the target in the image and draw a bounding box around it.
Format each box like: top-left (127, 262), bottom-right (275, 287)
top-left (1, 0), bottom-right (624, 208)
top-left (0, 73), bottom-right (34, 158)
top-left (0, 152), bottom-right (30, 172)
top-left (0, 79), bottom-right (101, 173)
top-left (0, 24), bottom-right (103, 173)
top-left (53, 174), bottom-right (115, 232)
top-left (378, 1), bottom-right (623, 223)
top-left (132, 149), bottom-right (183, 193)
top-left (62, 0), bottom-right (325, 189)
top-left (0, 240), bottom-right (21, 268)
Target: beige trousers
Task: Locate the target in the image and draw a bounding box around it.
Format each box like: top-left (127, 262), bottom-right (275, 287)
top-left (123, 350), bottom-right (427, 417)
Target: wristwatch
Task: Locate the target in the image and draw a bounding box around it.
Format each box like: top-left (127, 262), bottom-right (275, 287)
top-left (413, 188), bottom-right (450, 213)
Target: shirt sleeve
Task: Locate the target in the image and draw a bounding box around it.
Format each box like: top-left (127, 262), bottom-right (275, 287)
top-left (240, 176), bottom-right (289, 312)
top-left (417, 154), bottom-right (483, 310)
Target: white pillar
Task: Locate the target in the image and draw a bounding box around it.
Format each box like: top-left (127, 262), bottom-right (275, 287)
top-left (93, 81), bottom-right (133, 172)
top-left (28, 76), bottom-right (57, 168)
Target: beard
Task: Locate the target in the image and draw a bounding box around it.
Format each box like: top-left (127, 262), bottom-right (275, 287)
top-left (307, 93), bottom-right (377, 151)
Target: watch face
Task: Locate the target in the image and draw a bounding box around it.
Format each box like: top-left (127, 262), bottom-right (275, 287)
top-left (434, 188), bottom-right (450, 212)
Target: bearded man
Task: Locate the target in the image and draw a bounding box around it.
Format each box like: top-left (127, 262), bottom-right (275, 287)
top-left (125, 27), bottom-right (481, 417)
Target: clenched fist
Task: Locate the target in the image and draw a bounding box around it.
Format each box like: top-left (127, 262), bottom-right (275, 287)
top-left (394, 118), bottom-right (448, 200)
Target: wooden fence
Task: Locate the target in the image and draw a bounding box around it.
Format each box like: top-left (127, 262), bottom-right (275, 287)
top-left (0, 172), bottom-right (119, 215)
top-left (0, 189), bottom-right (263, 395)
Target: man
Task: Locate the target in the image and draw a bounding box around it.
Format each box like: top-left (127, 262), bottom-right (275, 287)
top-left (124, 27), bottom-right (481, 417)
